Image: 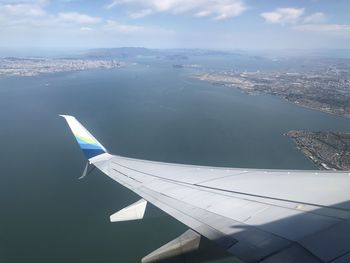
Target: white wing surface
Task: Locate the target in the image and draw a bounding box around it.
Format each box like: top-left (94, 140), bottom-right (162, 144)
top-left (61, 115), bottom-right (350, 263)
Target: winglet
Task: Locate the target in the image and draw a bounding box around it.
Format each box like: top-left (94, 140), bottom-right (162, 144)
top-left (60, 115), bottom-right (107, 159)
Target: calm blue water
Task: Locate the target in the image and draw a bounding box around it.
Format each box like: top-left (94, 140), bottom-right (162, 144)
top-left (1, 57), bottom-right (350, 263)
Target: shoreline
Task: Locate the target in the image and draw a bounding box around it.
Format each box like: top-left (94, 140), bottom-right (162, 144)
top-left (194, 72), bottom-right (350, 120)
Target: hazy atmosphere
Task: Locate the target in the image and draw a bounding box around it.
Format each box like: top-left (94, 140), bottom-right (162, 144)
top-left (1, 1), bottom-right (350, 263)
top-left (0, 0), bottom-right (350, 50)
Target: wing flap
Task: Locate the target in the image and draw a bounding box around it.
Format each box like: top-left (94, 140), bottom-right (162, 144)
top-left (300, 219), bottom-right (350, 262)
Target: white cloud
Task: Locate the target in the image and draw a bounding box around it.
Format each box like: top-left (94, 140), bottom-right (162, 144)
top-left (303, 12), bottom-right (326, 23)
top-left (261, 8), bottom-right (304, 24)
top-left (0, 1), bottom-right (102, 26)
top-left (195, 10), bottom-right (211, 17)
top-left (106, 0), bottom-right (247, 20)
top-left (0, 0), bottom-right (48, 4)
top-left (261, 8), bottom-right (350, 38)
top-left (0, 3), bottom-right (46, 17)
top-left (57, 12), bottom-right (101, 24)
top-left (80, 26), bottom-right (93, 31)
top-left (0, 3), bottom-right (147, 35)
top-left (294, 23), bottom-right (350, 36)
top-left (0, 0), bottom-right (48, 2)
top-left (128, 9), bottom-right (152, 19)
top-left (104, 20), bottom-right (143, 32)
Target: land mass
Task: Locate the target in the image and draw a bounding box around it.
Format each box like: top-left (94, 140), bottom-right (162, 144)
top-left (82, 47), bottom-right (232, 59)
top-left (0, 48), bottom-right (243, 77)
top-left (196, 64), bottom-right (350, 118)
top-left (287, 131), bottom-right (350, 171)
top-left (0, 57), bottom-right (124, 77)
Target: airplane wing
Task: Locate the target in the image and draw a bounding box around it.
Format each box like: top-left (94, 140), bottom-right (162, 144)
top-left (60, 115), bottom-right (350, 263)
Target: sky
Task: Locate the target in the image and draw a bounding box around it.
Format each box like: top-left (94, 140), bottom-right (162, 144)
top-left (0, 0), bottom-right (349, 50)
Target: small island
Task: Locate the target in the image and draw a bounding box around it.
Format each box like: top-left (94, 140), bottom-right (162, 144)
top-left (287, 131), bottom-right (350, 171)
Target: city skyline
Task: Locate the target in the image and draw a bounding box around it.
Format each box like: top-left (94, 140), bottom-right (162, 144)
top-left (0, 0), bottom-right (349, 50)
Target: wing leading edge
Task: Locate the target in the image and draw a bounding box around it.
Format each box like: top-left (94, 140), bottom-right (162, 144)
top-left (61, 115), bottom-right (350, 263)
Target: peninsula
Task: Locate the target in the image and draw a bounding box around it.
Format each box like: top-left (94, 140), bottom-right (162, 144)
top-left (287, 131), bottom-right (350, 171)
top-left (195, 67), bottom-right (350, 118)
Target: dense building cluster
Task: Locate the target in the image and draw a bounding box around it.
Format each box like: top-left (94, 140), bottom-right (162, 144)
top-left (287, 131), bottom-right (350, 171)
top-left (196, 66), bottom-right (350, 118)
top-left (0, 57), bottom-right (124, 77)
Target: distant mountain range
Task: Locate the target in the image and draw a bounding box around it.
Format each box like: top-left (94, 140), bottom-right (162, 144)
top-left (81, 47), bottom-right (237, 60)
